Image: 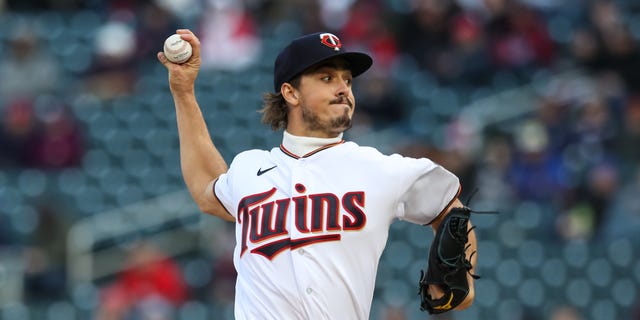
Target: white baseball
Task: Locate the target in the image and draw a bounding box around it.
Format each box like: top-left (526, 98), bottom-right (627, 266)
top-left (163, 34), bottom-right (192, 64)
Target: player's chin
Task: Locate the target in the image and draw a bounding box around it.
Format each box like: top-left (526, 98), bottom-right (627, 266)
top-left (331, 119), bottom-right (352, 134)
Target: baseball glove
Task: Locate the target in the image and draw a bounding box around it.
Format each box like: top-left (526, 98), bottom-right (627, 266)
top-left (417, 206), bottom-right (478, 314)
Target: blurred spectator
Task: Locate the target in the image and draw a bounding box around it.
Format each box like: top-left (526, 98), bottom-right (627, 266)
top-left (616, 95), bottom-right (640, 177)
top-left (632, 295), bottom-right (640, 320)
top-left (198, 0), bottom-right (261, 71)
top-left (133, 1), bottom-right (181, 66)
top-left (598, 24), bottom-right (640, 93)
top-left (96, 241), bottom-right (188, 320)
top-left (556, 161), bottom-right (619, 242)
top-left (473, 133), bottom-right (516, 210)
top-left (208, 248), bottom-right (236, 313)
top-left (5, 0), bottom-right (84, 11)
top-left (394, 0), bottom-right (494, 86)
top-left (569, 28), bottom-right (604, 71)
top-left (340, 0), bottom-right (399, 72)
top-left (441, 116), bottom-right (481, 199)
top-left (573, 1), bottom-right (640, 92)
top-left (0, 23), bottom-right (61, 98)
top-left (254, 0), bottom-right (323, 34)
top-left (0, 97), bottom-right (85, 169)
top-left (444, 12), bottom-right (492, 86)
top-left (28, 102), bottom-right (85, 169)
top-left (203, 222), bottom-right (236, 311)
top-left (0, 98), bottom-right (40, 167)
top-left (83, 19), bottom-right (138, 99)
top-left (23, 202), bottom-right (71, 303)
top-left (533, 96), bottom-right (572, 154)
top-left (568, 97), bottom-right (617, 171)
top-left (354, 72), bottom-right (407, 129)
top-left (584, 162), bottom-right (618, 229)
top-left (485, 0), bottom-right (555, 71)
top-left (396, 0), bottom-right (461, 78)
top-left (509, 119), bottom-right (569, 204)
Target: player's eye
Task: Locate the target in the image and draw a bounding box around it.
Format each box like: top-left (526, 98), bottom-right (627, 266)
top-left (321, 75), bottom-right (331, 82)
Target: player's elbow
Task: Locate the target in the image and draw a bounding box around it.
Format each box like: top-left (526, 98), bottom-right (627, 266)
top-left (204, 208), bottom-right (235, 222)
top-left (198, 202), bottom-right (235, 222)
top-left (197, 201), bottom-right (216, 215)
top-left (191, 180), bottom-right (235, 222)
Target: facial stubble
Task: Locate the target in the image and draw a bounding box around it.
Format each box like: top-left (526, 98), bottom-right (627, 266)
top-left (301, 103), bottom-right (352, 134)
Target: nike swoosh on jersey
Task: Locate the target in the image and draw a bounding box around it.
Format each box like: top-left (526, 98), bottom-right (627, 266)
top-left (257, 165), bottom-right (277, 176)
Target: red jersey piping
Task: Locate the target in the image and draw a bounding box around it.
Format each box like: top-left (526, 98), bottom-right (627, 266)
top-left (279, 140), bottom-right (345, 159)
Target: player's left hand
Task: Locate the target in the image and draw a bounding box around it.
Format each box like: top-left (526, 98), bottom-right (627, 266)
top-left (157, 29), bottom-right (201, 94)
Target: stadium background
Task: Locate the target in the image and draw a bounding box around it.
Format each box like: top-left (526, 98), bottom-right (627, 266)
top-left (1, 0), bottom-right (640, 319)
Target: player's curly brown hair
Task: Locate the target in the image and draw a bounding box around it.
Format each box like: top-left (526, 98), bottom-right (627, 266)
top-left (260, 77), bottom-right (301, 131)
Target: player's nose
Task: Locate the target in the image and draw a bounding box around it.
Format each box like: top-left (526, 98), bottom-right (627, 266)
top-left (335, 79), bottom-right (350, 97)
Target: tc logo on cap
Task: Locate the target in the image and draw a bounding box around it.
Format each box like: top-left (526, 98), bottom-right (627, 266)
top-left (319, 33), bottom-right (341, 51)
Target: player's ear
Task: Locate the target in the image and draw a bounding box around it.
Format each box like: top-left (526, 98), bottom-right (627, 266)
top-left (282, 83), bottom-right (299, 105)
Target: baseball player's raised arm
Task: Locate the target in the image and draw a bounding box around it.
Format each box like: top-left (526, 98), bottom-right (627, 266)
top-left (157, 29), bottom-right (233, 222)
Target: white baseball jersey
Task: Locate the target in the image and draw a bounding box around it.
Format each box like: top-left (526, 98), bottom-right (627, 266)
top-left (214, 132), bottom-right (460, 320)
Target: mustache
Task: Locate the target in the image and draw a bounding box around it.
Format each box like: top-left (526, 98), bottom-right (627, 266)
top-left (330, 97), bottom-right (353, 107)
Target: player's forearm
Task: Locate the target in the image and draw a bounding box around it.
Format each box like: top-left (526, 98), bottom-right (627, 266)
top-left (468, 221), bottom-right (478, 271)
top-left (456, 222), bottom-right (477, 310)
top-left (172, 91), bottom-right (228, 213)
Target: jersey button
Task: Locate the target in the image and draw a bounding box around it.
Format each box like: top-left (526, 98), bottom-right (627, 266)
top-left (306, 288), bottom-right (313, 294)
top-left (298, 249), bottom-right (305, 255)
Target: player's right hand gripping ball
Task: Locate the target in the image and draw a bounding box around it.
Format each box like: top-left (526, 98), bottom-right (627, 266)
top-left (163, 34), bottom-right (192, 64)
top-left (417, 207), bottom-right (478, 314)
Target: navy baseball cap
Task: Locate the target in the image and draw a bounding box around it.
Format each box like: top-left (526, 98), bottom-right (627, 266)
top-left (273, 32), bottom-right (373, 92)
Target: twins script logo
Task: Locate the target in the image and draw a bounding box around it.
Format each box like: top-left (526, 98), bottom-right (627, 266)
top-left (319, 33), bottom-right (342, 51)
top-left (237, 183), bottom-right (366, 259)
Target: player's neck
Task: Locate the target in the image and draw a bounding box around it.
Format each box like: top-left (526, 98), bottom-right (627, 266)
top-left (282, 131), bottom-right (343, 157)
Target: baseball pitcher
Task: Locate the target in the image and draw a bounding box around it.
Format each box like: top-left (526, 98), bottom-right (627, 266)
top-left (158, 29), bottom-right (478, 319)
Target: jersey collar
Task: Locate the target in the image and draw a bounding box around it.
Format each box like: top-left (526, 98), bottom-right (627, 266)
top-left (280, 131), bottom-right (344, 159)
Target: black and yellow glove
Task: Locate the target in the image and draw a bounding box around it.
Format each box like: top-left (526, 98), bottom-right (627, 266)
top-left (417, 207), bottom-right (478, 314)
